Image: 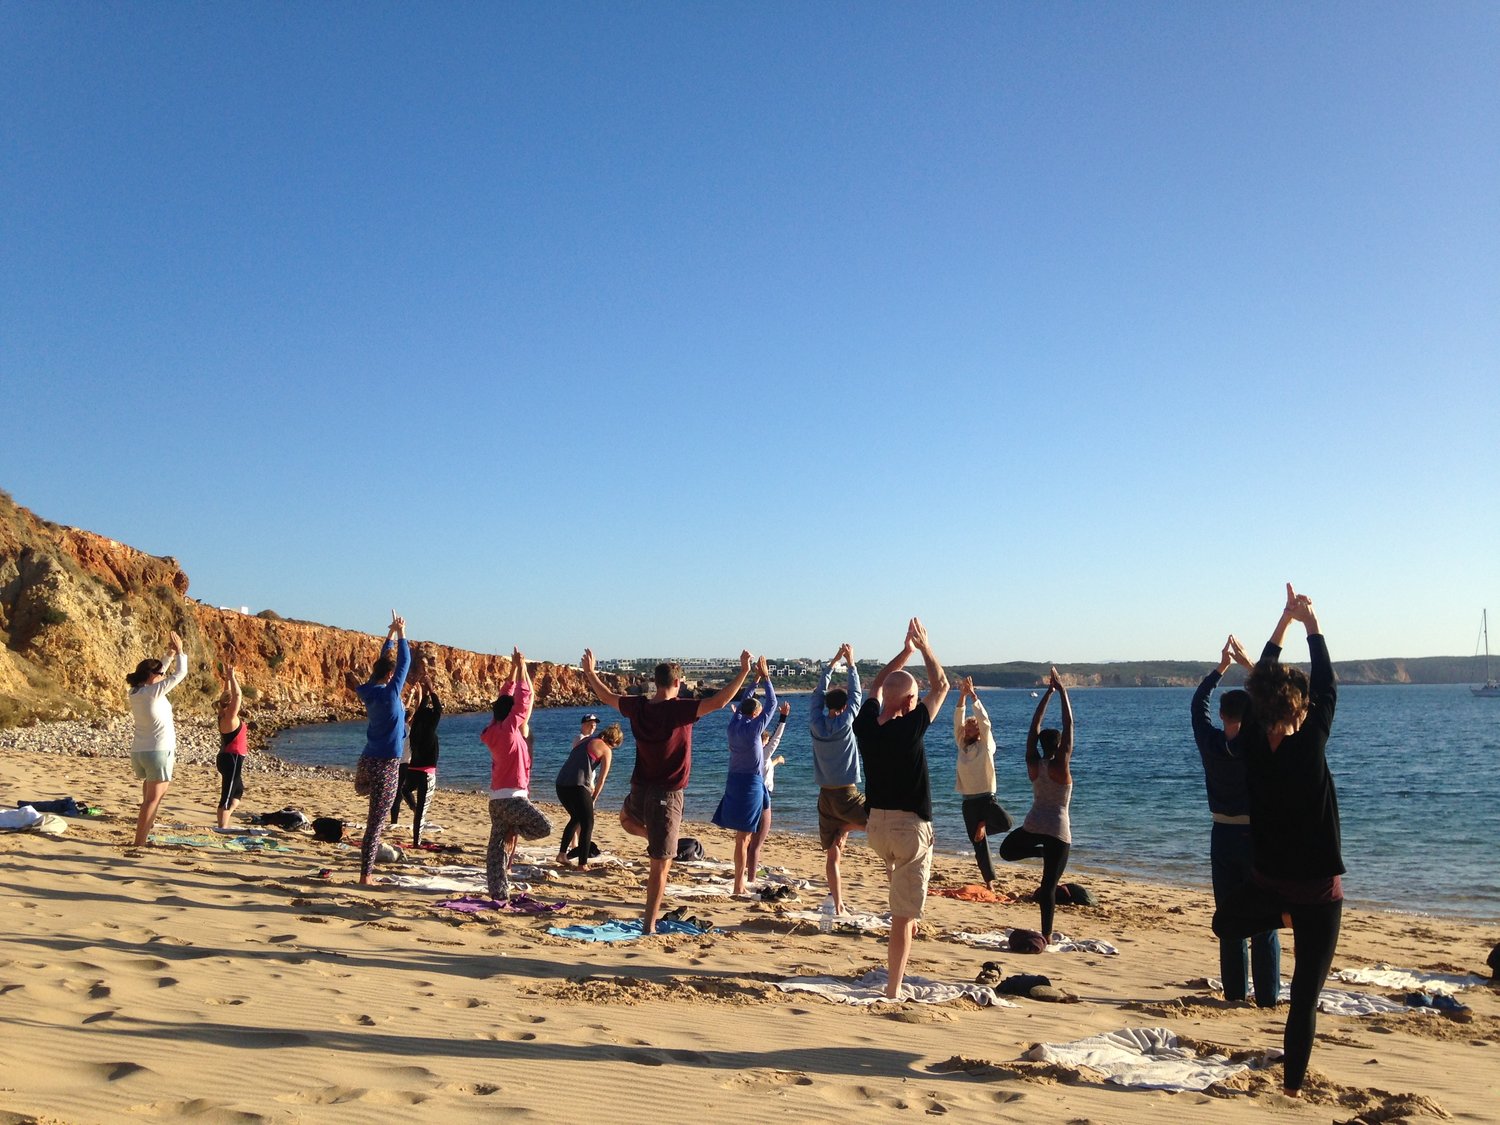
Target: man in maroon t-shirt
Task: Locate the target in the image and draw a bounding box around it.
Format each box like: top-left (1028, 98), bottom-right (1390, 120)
top-left (582, 648), bottom-right (751, 934)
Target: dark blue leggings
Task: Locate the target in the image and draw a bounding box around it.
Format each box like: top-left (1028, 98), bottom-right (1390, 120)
top-left (998, 826), bottom-right (1070, 938)
top-left (1213, 883), bottom-right (1342, 1091)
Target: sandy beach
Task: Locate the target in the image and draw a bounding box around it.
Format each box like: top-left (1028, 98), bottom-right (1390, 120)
top-left (1, 724), bottom-right (1495, 1125)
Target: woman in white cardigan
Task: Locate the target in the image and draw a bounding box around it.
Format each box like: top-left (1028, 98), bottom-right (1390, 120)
top-left (125, 630), bottom-right (188, 845)
top-left (953, 676), bottom-right (1012, 889)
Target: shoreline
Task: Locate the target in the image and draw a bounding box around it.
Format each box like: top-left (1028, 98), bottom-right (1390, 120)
top-left (1, 730), bottom-right (1496, 1123)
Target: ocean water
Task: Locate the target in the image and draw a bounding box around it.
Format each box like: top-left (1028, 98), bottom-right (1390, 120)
top-left (271, 684), bottom-right (1500, 921)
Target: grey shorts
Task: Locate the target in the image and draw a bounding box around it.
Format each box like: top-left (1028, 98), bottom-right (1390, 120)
top-left (130, 750), bottom-right (174, 783)
top-left (622, 783), bottom-right (685, 861)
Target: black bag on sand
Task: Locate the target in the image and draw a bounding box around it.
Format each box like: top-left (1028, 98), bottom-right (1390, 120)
top-left (675, 837), bottom-right (704, 862)
top-left (1056, 882), bottom-right (1098, 906)
top-left (311, 817), bottom-right (345, 843)
top-left (262, 808), bottom-right (308, 831)
top-left (567, 842), bottom-right (602, 860)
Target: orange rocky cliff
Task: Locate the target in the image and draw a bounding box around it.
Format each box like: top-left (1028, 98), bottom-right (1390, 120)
top-left (0, 490), bottom-right (632, 732)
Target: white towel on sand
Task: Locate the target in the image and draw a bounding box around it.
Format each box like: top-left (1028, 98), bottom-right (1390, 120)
top-left (953, 929), bottom-right (1120, 955)
top-left (784, 910), bottom-right (891, 933)
top-left (1315, 987), bottom-right (1411, 1016)
top-left (776, 968), bottom-right (1017, 1007)
top-left (1022, 1027), bottom-right (1255, 1090)
top-left (1331, 965), bottom-right (1486, 995)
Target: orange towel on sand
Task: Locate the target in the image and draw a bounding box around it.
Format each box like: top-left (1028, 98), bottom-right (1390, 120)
top-left (929, 884), bottom-right (1014, 903)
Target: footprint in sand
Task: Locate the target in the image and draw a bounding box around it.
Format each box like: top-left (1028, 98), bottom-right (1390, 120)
top-left (128, 1098), bottom-right (266, 1122)
top-left (506, 1031), bottom-right (538, 1041)
top-left (276, 1086), bottom-right (429, 1106)
top-left (436, 1082), bottom-right (501, 1096)
top-left (155, 977), bottom-right (180, 989)
top-left (81, 1009), bottom-right (118, 1025)
top-left (724, 1070), bottom-right (813, 1090)
top-left (443, 997), bottom-right (489, 1009)
top-left (91, 1061), bottom-right (152, 1082)
top-left (336, 1013), bottom-right (379, 1027)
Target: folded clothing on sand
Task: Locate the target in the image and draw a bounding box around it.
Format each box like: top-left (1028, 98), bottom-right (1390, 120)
top-left (929, 884), bottom-right (1014, 903)
top-left (13, 797), bottom-right (91, 816)
top-left (775, 968), bottom-right (1017, 1007)
top-left (1022, 1027), bottom-right (1263, 1091)
top-left (951, 929), bottom-right (1119, 955)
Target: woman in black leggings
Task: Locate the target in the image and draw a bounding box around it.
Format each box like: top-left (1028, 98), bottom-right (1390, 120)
top-left (998, 668), bottom-right (1074, 940)
top-left (554, 722), bottom-right (620, 868)
top-left (1213, 584), bottom-right (1342, 1097)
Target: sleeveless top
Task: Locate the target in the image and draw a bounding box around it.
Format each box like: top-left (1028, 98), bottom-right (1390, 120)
top-left (1022, 765), bottom-right (1073, 843)
top-left (220, 722), bottom-right (248, 756)
top-left (556, 737), bottom-right (602, 789)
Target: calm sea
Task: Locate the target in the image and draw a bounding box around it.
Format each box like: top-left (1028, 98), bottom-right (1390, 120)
top-left (272, 684), bottom-right (1500, 922)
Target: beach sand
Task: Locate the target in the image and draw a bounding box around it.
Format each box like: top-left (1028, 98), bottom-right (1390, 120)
top-left (1, 727), bottom-right (1496, 1124)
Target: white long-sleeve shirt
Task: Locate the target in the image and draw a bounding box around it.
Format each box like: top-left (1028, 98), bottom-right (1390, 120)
top-left (129, 650), bottom-right (188, 754)
top-left (954, 696), bottom-right (997, 795)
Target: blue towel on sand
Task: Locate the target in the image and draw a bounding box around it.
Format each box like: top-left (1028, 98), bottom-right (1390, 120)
top-left (547, 918), bottom-right (712, 942)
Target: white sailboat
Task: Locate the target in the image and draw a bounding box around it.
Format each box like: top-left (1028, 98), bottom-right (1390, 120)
top-left (1473, 610), bottom-right (1500, 697)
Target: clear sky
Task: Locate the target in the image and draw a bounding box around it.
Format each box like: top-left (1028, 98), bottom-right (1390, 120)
top-left (3, 3), bottom-right (1496, 665)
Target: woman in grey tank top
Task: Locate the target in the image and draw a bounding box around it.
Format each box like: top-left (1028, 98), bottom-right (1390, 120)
top-left (998, 668), bottom-right (1075, 939)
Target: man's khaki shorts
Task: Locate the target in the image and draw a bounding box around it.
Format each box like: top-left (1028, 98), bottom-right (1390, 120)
top-left (865, 808), bottom-right (933, 919)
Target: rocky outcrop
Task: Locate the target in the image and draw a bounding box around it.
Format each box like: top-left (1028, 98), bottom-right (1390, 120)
top-left (0, 490), bottom-right (632, 734)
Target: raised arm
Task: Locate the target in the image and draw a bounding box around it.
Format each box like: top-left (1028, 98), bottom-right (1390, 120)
top-left (765, 702), bottom-right (789, 756)
top-left (871, 636), bottom-right (915, 702)
top-left (580, 649), bottom-right (624, 712)
top-left (1261, 583), bottom-right (1298, 661)
top-left (1054, 669), bottom-right (1074, 757)
top-left (1191, 639), bottom-right (1230, 744)
top-left (842, 644), bottom-right (863, 710)
top-left (1026, 682), bottom-right (1054, 761)
top-left (910, 617), bottom-right (949, 721)
top-left (953, 680), bottom-right (968, 747)
top-left (1289, 589), bottom-right (1336, 733)
top-left (697, 650), bottom-right (754, 718)
top-left (506, 649), bottom-right (531, 726)
top-left (389, 615), bottom-right (410, 691)
top-left (971, 693), bottom-right (994, 749)
top-left (160, 631), bottom-right (189, 692)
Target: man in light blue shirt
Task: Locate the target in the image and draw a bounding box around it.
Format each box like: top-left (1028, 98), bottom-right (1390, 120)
top-left (808, 643), bottom-right (865, 912)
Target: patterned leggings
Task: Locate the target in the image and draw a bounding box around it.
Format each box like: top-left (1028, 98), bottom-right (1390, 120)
top-left (487, 796), bottom-right (553, 900)
top-left (355, 757), bottom-right (402, 881)
top-left (391, 767), bottom-right (437, 845)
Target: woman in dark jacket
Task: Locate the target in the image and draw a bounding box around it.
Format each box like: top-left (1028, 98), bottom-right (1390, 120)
top-left (1213, 584), bottom-right (1341, 1097)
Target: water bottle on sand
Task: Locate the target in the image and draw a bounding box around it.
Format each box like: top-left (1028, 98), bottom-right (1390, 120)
top-left (819, 895), bottom-right (836, 933)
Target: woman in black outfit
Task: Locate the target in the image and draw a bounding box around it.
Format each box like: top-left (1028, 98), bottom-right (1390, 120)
top-left (393, 679), bottom-right (442, 846)
top-left (1213, 584), bottom-right (1341, 1097)
top-left (555, 722), bottom-right (621, 868)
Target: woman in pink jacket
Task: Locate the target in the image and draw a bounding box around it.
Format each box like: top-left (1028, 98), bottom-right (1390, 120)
top-left (481, 648), bottom-right (552, 901)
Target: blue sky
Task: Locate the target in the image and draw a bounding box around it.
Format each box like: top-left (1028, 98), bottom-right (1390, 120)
top-left (3, 3), bottom-right (1496, 665)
